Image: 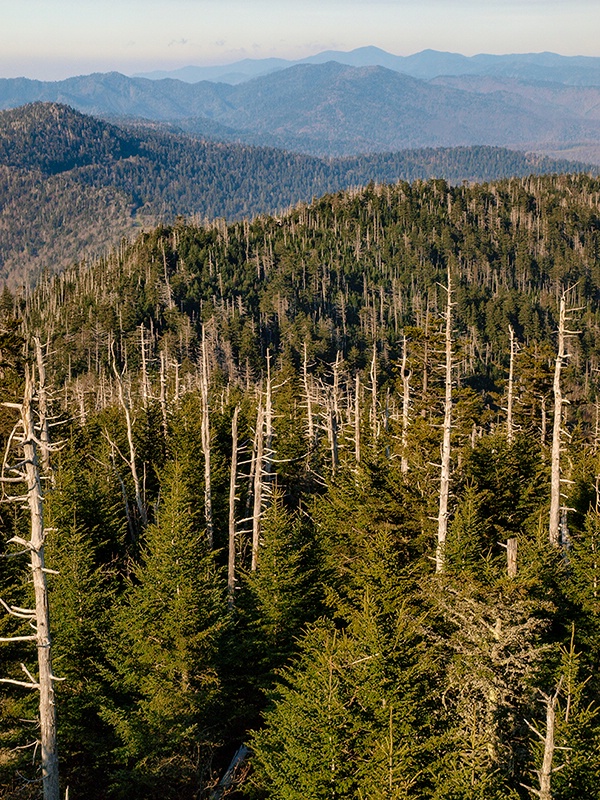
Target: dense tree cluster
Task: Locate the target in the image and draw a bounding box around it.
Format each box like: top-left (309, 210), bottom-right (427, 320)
top-left (2, 174), bottom-right (600, 798)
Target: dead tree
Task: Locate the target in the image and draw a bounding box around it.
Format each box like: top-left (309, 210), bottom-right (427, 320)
top-left (499, 536), bottom-right (518, 577)
top-left (159, 350), bottom-right (168, 439)
top-left (110, 346), bottom-right (147, 529)
top-left (400, 333), bottom-right (411, 474)
top-left (210, 744), bottom-right (250, 799)
top-left (251, 402), bottom-right (265, 572)
top-left (34, 337), bottom-right (52, 474)
top-left (302, 342), bottom-right (315, 450)
top-left (249, 356), bottom-right (279, 572)
top-left (354, 373), bottom-right (361, 465)
top-left (507, 325), bottom-right (517, 443)
top-left (139, 324), bottom-right (150, 410)
top-left (370, 342), bottom-right (378, 441)
top-left (200, 326), bottom-right (214, 548)
top-left (522, 681), bottom-right (564, 800)
top-left (228, 405), bottom-right (240, 605)
top-left (436, 268), bottom-right (454, 574)
top-left (549, 287), bottom-right (581, 546)
top-left (0, 367), bottom-right (61, 800)
top-left (325, 390), bottom-right (339, 475)
top-left (264, 350), bottom-right (274, 485)
top-left (507, 537), bottom-right (518, 578)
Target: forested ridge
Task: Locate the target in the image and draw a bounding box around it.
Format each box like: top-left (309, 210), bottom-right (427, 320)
top-left (1, 101), bottom-right (595, 290)
top-left (3, 174), bottom-right (600, 798)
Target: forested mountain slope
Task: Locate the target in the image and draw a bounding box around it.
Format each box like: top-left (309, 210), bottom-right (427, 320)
top-left (3, 175), bottom-right (600, 798)
top-left (2, 102), bottom-right (593, 289)
top-left (4, 62), bottom-right (600, 157)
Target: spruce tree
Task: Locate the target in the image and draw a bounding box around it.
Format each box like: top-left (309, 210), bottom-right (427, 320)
top-left (102, 458), bottom-right (225, 799)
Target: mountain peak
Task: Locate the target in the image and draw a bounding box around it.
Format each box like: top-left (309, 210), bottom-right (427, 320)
top-left (0, 101), bottom-right (139, 174)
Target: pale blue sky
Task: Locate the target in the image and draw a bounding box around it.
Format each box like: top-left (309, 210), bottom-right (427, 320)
top-left (1, 0), bottom-right (598, 80)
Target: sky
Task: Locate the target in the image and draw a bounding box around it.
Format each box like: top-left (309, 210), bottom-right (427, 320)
top-left (1, 0), bottom-right (598, 81)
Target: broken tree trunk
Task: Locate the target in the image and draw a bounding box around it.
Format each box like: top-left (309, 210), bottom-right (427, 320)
top-left (507, 537), bottom-right (518, 578)
top-left (523, 682), bottom-right (563, 800)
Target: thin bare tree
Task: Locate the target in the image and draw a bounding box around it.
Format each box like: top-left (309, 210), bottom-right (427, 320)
top-left (200, 326), bottom-right (213, 548)
top-left (436, 267), bottom-right (454, 574)
top-left (549, 286), bottom-right (581, 546)
top-left (0, 366), bottom-right (61, 800)
top-left (228, 405), bottom-right (240, 604)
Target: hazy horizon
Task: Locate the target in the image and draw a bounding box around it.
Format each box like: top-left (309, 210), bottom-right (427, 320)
top-left (1, 0), bottom-right (599, 82)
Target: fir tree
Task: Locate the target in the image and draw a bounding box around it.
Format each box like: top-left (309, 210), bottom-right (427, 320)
top-left (102, 459), bottom-right (226, 799)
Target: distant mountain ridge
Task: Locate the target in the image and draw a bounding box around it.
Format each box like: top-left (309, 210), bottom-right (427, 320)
top-left (3, 62), bottom-right (600, 158)
top-left (134, 46), bottom-right (600, 86)
top-left (1, 102), bottom-right (594, 288)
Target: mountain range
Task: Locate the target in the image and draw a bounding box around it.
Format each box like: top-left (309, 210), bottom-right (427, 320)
top-left (2, 56), bottom-right (600, 159)
top-left (0, 102), bottom-right (594, 288)
top-left (134, 46), bottom-right (600, 86)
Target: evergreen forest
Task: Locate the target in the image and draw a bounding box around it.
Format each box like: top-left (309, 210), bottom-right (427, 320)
top-left (3, 173), bottom-right (600, 799)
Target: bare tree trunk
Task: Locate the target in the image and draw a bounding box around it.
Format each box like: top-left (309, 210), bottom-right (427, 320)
top-left (549, 292), bottom-right (566, 546)
top-left (370, 342), bottom-right (378, 440)
top-left (436, 269), bottom-right (453, 574)
top-left (228, 406), bottom-right (239, 605)
top-left (112, 350), bottom-right (147, 528)
top-left (302, 342), bottom-right (314, 449)
top-left (210, 745), bottom-right (250, 799)
top-left (354, 374), bottom-right (361, 464)
top-left (201, 326), bottom-right (214, 548)
top-left (400, 334), bottom-right (411, 474)
top-left (251, 402), bottom-right (265, 572)
top-left (541, 395), bottom-right (547, 449)
top-left (548, 287), bottom-right (582, 546)
top-left (523, 684), bottom-right (562, 800)
top-left (34, 337), bottom-right (52, 474)
top-left (326, 392), bottom-right (339, 476)
top-left (159, 350), bottom-right (168, 439)
top-left (264, 350), bottom-right (274, 484)
top-left (507, 325), bottom-right (516, 443)
top-left (0, 369), bottom-right (60, 800)
top-left (23, 371), bottom-right (60, 800)
top-left (421, 300), bottom-right (430, 410)
top-left (507, 537), bottom-right (518, 578)
top-left (140, 324), bottom-right (149, 409)
top-left (332, 350), bottom-right (342, 432)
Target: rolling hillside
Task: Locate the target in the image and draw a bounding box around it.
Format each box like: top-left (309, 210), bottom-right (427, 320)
top-left (1, 102), bottom-right (594, 288)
